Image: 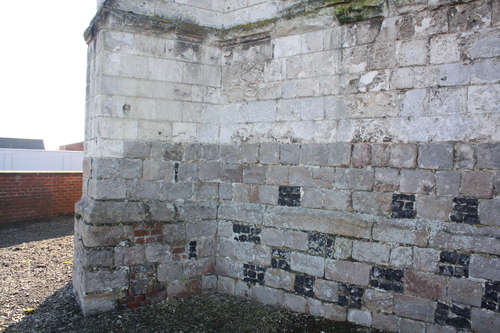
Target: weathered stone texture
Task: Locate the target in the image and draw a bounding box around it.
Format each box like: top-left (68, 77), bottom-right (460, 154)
top-left (77, 0), bottom-right (500, 328)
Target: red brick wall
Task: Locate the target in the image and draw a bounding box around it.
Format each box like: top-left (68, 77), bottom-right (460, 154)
top-left (0, 172), bottom-right (83, 224)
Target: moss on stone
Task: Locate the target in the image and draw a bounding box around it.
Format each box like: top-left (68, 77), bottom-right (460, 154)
top-left (334, 0), bottom-right (385, 24)
top-left (218, 18), bottom-right (279, 37)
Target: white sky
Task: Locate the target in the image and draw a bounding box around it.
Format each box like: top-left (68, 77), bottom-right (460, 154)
top-left (1, 1), bottom-right (97, 150)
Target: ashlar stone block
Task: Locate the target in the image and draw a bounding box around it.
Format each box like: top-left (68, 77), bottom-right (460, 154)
top-left (365, 288), bottom-right (394, 314)
top-left (375, 168), bottom-right (399, 192)
top-left (335, 168), bottom-right (374, 191)
top-left (352, 191), bottom-right (392, 216)
top-left (389, 144), bottom-right (417, 168)
top-left (259, 143), bottom-right (279, 164)
top-left (393, 294), bottom-right (436, 322)
top-left (400, 170), bottom-right (435, 194)
top-left (390, 246), bottom-right (413, 269)
top-left (470, 254), bottom-right (500, 281)
top-left (291, 252), bottom-right (325, 277)
top-left (455, 143), bottom-right (475, 169)
top-left (325, 259), bottom-right (371, 286)
top-left (471, 307), bottom-right (500, 333)
top-left (327, 143), bottom-right (351, 167)
top-left (348, 309), bottom-right (372, 327)
top-left (404, 271), bottom-right (446, 300)
top-left (323, 189), bottom-right (351, 212)
top-left (479, 199), bottom-right (500, 226)
top-left (448, 277), bottom-right (483, 307)
top-left (460, 171), bottom-right (493, 199)
top-left (280, 144), bottom-right (300, 165)
top-left (476, 143), bottom-right (500, 170)
top-left (323, 302), bottom-right (347, 322)
top-left (352, 240), bottom-right (390, 265)
top-left (397, 39), bottom-right (428, 66)
top-left (301, 143), bottom-right (329, 166)
top-left (371, 313), bottom-right (399, 333)
top-left (314, 279), bottom-right (338, 302)
top-left (82, 269), bottom-right (128, 293)
top-left (418, 143), bottom-right (453, 170)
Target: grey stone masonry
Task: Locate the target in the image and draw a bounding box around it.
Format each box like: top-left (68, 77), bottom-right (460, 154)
top-left (77, 0), bottom-right (500, 330)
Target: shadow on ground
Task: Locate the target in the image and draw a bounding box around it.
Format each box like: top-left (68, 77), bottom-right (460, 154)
top-left (5, 282), bottom-right (386, 333)
top-left (0, 215), bottom-right (74, 248)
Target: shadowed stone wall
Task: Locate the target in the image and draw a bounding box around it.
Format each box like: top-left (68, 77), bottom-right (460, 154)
top-left (74, 0), bottom-right (500, 331)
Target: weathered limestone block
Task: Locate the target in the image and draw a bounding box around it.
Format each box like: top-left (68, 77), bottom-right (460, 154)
top-left (373, 218), bottom-right (428, 247)
top-left (393, 294), bottom-right (435, 323)
top-left (447, 277), bottom-right (483, 307)
top-left (335, 168), bottom-right (374, 191)
top-left (352, 240), bottom-right (390, 265)
top-left (290, 252), bottom-right (325, 277)
top-left (460, 171), bottom-right (493, 199)
top-left (264, 206), bottom-right (373, 239)
top-left (325, 259), bottom-right (371, 286)
top-left (265, 268), bottom-right (294, 291)
top-left (418, 143), bottom-right (453, 170)
top-left (284, 293), bottom-right (307, 314)
top-left (479, 199), bottom-right (500, 226)
top-left (470, 254), bottom-right (500, 281)
top-left (371, 313), bottom-right (399, 332)
top-left (389, 144), bottom-right (417, 168)
top-left (404, 271), bottom-right (446, 300)
top-left (400, 170), bottom-right (435, 194)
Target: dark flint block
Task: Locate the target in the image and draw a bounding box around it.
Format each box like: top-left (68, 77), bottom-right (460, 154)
top-left (446, 317), bottom-right (470, 329)
top-left (450, 304), bottom-right (471, 318)
top-left (392, 284), bottom-right (404, 293)
top-left (351, 286), bottom-right (364, 297)
top-left (392, 210), bottom-right (405, 218)
top-left (450, 213), bottom-right (464, 222)
top-left (435, 315), bottom-right (446, 325)
top-left (339, 283), bottom-right (348, 294)
top-left (379, 281), bottom-right (394, 291)
top-left (463, 215), bottom-right (479, 224)
top-left (440, 252), bottom-right (459, 264)
top-left (486, 282), bottom-right (500, 292)
top-left (304, 276), bottom-right (315, 288)
top-left (457, 254), bottom-right (470, 266)
top-left (338, 296), bottom-right (348, 307)
top-left (371, 266), bottom-right (386, 278)
top-left (404, 210), bottom-right (417, 218)
top-left (391, 201), bottom-right (404, 210)
top-left (386, 269), bottom-right (404, 282)
top-left (271, 259), bottom-right (278, 268)
top-left (404, 202), bottom-right (414, 210)
top-left (453, 267), bottom-right (468, 278)
top-left (394, 194), bottom-right (415, 201)
top-left (279, 260), bottom-right (291, 271)
top-left (439, 265), bottom-right (454, 276)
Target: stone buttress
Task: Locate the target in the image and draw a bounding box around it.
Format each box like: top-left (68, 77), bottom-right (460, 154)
top-left (74, 0), bottom-right (500, 331)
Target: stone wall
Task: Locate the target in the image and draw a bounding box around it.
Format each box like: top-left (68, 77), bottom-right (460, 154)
top-left (76, 0), bottom-right (500, 331)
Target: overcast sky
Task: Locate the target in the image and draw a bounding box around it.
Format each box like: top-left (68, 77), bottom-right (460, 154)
top-left (1, 1), bottom-right (97, 150)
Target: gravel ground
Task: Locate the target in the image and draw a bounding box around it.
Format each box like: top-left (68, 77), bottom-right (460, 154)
top-left (0, 216), bottom-right (385, 333)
